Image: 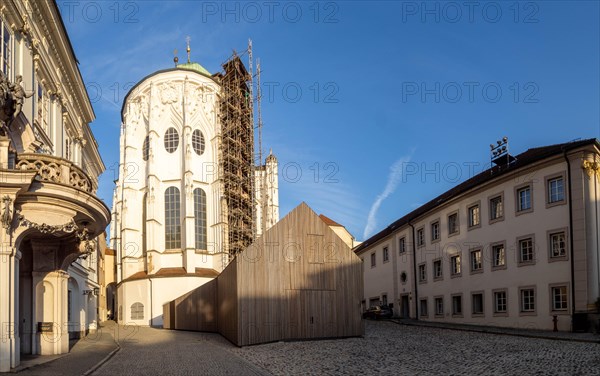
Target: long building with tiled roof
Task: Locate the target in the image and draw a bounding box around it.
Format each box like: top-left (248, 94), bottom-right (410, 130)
top-left (355, 138), bottom-right (600, 331)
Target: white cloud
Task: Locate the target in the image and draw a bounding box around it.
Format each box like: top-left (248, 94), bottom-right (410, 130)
top-left (363, 155), bottom-right (412, 240)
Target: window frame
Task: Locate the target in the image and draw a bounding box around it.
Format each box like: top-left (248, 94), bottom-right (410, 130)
top-left (545, 172), bottom-right (566, 208)
top-left (489, 193), bottom-right (504, 224)
top-left (419, 298), bottom-right (429, 317)
top-left (131, 302), bottom-right (144, 320)
top-left (434, 296), bottom-right (444, 317)
top-left (514, 182), bottom-right (533, 215)
top-left (164, 127), bottom-right (180, 153)
top-left (447, 210), bottom-right (460, 237)
top-left (383, 246), bottom-right (390, 263)
top-left (398, 236), bottom-right (406, 254)
top-left (192, 129), bottom-right (206, 156)
top-left (547, 229), bottom-right (568, 262)
top-left (430, 219), bottom-right (440, 243)
top-left (164, 186), bottom-right (182, 250)
top-left (517, 234), bottom-right (535, 266)
top-left (451, 293), bottom-right (463, 317)
top-left (1, 20), bottom-right (13, 79)
top-left (433, 258), bottom-right (443, 281)
top-left (471, 291), bottom-right (484, 317)
top-left (418, 263), bottom-right (427, 283)
top-left (370, 252), bottom-right (376, 268)
top-left (193, 188), bottom-right (207, 251)
top-left (470, 248), bottom-right (483, 274)
top-left (491, 241), bottom-right (507, 270)
top-left (416, 227), bottom-right (425, 248)
top-left (493, 289), bottom-right (508, 316)
top-left (450, 254), bottom-right (462, 277)
top-left (467, 201), bottom-right (481, 230)
top-left (519, 286), bottom-right (537, 316)
top-left (549, 283), bottom-right (569, 314)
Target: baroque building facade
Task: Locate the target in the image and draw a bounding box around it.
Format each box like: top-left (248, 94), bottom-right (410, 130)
top-left (0, 0), bottom-right (110, 371)
top-left (356, 139), bottom-right (600, 332)
top-left (110, 57), bottom-right (279, 327)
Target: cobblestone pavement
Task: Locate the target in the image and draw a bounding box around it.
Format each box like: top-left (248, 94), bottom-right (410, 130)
top-left (92, 325), bottom-right (270, 376)
top-left (230, 321), bottom-right (600, 375)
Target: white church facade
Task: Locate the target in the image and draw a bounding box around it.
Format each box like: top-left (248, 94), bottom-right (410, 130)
top-left (110, 53), bottom-right (279, 327)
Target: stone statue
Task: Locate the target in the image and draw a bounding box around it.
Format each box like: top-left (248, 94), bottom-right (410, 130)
top-left (9, 75), bottom-right (33, 118)
top-left (0, 71), bottom-right (13, 135)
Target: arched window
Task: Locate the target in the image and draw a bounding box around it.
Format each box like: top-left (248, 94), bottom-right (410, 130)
top-left (164, 187), bottom-right (181, 249)
top-left (194, 188), bottom-right (207, 250)
top-left (142, 136), bottom-right (150, 161)
top-left (192, 129), bottom-right (205, 156)
top-left (164, 127), bottom-right (179, 153)
top-left (131, 302), bottom-right (144, 320)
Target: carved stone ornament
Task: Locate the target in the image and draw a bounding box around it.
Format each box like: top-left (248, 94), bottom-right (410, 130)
top-left (160, 83), bottom-right (179, 105)
top-left (17, 211), bottom-right (78, 234)
top-left (1, 196), bottom-right (13, 231)
top-left (582, 160), bottom-right (600, 178)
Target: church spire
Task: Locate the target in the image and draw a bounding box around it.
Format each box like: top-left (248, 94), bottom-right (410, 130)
top-left (186, 36), bottom-right (191, 63)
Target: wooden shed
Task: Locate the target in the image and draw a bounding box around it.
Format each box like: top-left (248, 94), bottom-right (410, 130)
top-left (163, 203), bottom-right (364, 346)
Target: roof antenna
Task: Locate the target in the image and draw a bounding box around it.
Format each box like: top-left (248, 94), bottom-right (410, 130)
top-left (173, 48), bottom-right (179, 67)
top-left (186, 36), bottom-right (191, 63)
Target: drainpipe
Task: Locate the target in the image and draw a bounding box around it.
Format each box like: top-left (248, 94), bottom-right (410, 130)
top-left (409, 222), bottom-right (418, 320)
top-left (562, 149), bottom-right (576, 322)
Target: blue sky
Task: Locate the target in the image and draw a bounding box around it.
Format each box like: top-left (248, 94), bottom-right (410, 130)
top-left (57, 1), bottom-right (599, 241)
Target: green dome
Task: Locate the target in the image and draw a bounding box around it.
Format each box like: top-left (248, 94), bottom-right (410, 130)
top-left (177, 62), bottom-right (211, 77)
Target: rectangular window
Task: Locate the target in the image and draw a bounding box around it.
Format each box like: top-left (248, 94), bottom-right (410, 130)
top-left (470, 249), bottom-right (482, 272)
top-left (399, 237), bottom-right (406, 254)
top-left (431, 221), bottom-right (440, 241)
top-left (433, 259), bottom-right (442, 279)
top-left (551, 286), bottom-right (568, 311)
top-left (494, 291), bottom-right (507, 313)
top-left (370, 252), bottom-right (376, 267)
top-left (468, 204), bottom-right (480, 228)
top-left (519, 238), bottom-right (534, 263)
top-left (381, 294), bottom-right (388, 306)
top-left (417, 228), bottom-right (425, 247)
top-left (452, 295), bottom-right (462, 316)
top-left (517, 186), bottom-right (531, 212)
top-left (520, 288), bottom-right (535, 313)
top-left (1, 21), bottom-right (12, 77)
top-left (472, 293), bottom-right (484, 315)
top-left (434, 297), bottom-right (444, 316)
top-left (451, 255), bottom-right (461, 275)
top-left (383, 247), bottom-right (389, 263)
top-left (492, 244), bottom-right (505, 268)
top-left (490, 195), bottom-right (503, 221)
top-left (448, 212), bottom-right (459, 234)
top-left (420, 299), bottom-right (428, 317)
top-left (548, 177), bottom-right (564, 203)
top-left (418, 264), bottom-right (426, 283)
top-left (550, 232), bottom-right (566, 258)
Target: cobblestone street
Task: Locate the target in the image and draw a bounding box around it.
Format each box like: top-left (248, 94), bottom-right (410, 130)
top-left (20, 321), bottom-right (600, 375)
top-left (231, 321), bottom-right (600, 376)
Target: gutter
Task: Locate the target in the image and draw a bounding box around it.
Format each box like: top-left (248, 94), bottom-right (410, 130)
top-left (409, 222), bottom-right (419, 320)
top-left (562, 149), bottom-right (576, 323)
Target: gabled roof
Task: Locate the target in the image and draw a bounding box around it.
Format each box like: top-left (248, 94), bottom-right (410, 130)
top-left (354, 138), bottom-right (599, 254)
top-left (319, 214), bottom-right (344, 227)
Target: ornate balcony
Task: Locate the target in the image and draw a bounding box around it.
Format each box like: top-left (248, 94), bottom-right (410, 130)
top-left (15, 153), bottom-right (97, 193)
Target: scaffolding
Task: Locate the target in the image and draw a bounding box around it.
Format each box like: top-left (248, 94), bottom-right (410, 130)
top-left (218, 51), bottom-right (255, 257)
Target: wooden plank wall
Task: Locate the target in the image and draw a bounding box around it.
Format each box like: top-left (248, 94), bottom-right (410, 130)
top-left (169, 279), bottom-right (218, 332)
top-left (163, 203), bottom-right (364, 346)
top-left (237, 203), bottom-right (364, 346)
top-left (216, 257), bottom-right (239, 345)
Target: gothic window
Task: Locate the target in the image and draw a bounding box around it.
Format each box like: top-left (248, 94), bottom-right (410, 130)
top-left (1, 20), bottom-right (12, 77)
top-left (142, 136), bottom-right (150, 161)
top-left (164, 187), bottom-right (181, 249)
top-left (192, 129), bottom-right (205, 156)
top-left (164, 127), bottom-right (179, 153)
top-left (194, 188), bottom-right (207, 250)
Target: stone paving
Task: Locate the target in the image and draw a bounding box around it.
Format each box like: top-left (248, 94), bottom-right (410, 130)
top-left (230, 321), bottom-right (600, 375)
top-left (14, 321), bottom-right (600, 375)
top-left (92, 325), bottom-right (269, 376)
